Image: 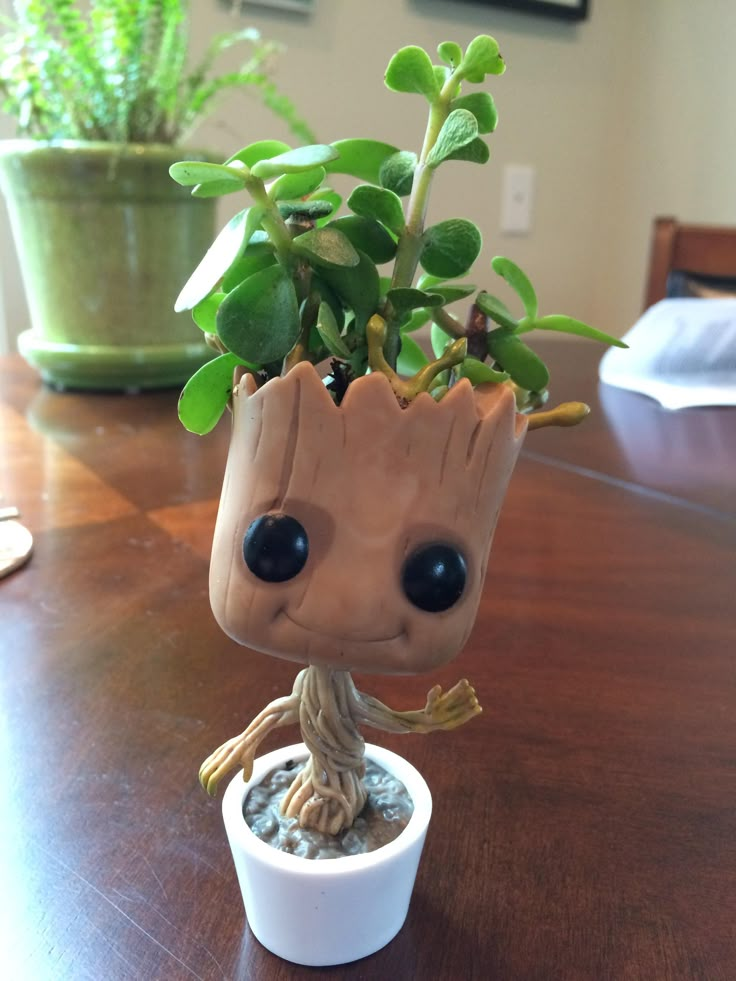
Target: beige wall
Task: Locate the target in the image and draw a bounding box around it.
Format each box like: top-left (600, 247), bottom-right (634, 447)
top-left (195, 0), bottom-right (635, 335)
top-left (1, 0), bottom-right (735, 353)
top-left (591, 0), bottom-right (736, 332)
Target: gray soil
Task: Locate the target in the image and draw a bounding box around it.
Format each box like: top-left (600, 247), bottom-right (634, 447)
top-left (244, 758), bottom-right (414, 860)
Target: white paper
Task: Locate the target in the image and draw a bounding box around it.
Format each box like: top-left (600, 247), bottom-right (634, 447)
top-left (598, 298), bottom-right (736, 409)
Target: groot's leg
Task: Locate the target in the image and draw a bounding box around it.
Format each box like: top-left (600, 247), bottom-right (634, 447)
top-left (199, 670), bottom-right (305, 796)
top-left (354, 678), bottom-right (482, 735)
top-left (281, 666), bottom-right (367, 835)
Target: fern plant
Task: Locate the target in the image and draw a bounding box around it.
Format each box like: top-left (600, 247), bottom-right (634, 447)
top-left (0, 0), bottom-right (314, 144)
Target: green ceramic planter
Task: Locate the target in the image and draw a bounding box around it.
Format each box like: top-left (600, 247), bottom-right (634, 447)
top-left (0, 141), bottom-right (217, 391)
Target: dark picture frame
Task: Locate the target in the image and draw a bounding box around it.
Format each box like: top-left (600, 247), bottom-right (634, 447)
top-left (476, 0), bottom-right (589, 21)
top-left (225, 0), bottom-right (313, 13)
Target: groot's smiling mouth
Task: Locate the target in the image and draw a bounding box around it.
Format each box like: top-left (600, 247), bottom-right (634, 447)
top-left (278, 608), bottom-right (407, 645)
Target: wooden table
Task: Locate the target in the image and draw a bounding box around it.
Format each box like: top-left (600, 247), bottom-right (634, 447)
top-left (1, 343), bottom-right (734, 980)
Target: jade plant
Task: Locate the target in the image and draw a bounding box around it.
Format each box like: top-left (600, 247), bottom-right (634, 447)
top-left (171, 35), bottom-right (625, 838)
top-left (171, 33), bottom-right (623, 434)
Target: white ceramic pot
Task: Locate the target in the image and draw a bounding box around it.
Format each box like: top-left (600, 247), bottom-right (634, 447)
top-left (222, 742), bottom-right (432, 967)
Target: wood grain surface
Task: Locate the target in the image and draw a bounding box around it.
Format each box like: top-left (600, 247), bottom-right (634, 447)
top-left (1, 343), bottom-right (734, 981)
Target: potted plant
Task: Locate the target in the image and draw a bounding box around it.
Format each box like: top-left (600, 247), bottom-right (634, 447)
top-left (0, 0), bottom-right (313, 390)
top-left (170, 33), bottom-right (626, 966)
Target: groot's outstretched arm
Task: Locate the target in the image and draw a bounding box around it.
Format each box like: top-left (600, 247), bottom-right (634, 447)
top-left (199, 669), bottom-right (306, 796)
top-left (352, 678), bottom-right (481, 735)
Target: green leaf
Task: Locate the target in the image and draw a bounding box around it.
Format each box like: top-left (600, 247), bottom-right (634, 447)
top-left (222, 251), bottom-right (276, 292)
top-left (450, 92), bottom-right (498, 133)
top-left (310, 188), bottom-right (342, 227)
top-left (312, 274), bottom-right (345, 330)
top-left (226, 141), bottom-right (291, 168)
top-left (386, 287), bottom-right (443, 314)
top-left (379, 151), bottom-right (417, 197)
top-left (431, 283), bottom-right (477, 304)
top-left (438, 41), bottom-right (463, 68)
top-left (526, 315), bottom-right (628, 348)
top-left (475, 291), bottom-right (518, 330)
top-left (349, 343), bottom-right (369, 378)
top-left (420, 219), bottom-right (482, 278)
top-left (427, 110), bottom-right (479, 168)
top-left (292, 227), bottom-right (360, 268)
top-left (400, 307), bottom-right (432, 333)
top-left (433, 65), bottom-right (450, 89)
top-left (170, 160), bottom-right (248, 189)
top-left (268, 166), bottom-right (326, 201)
top-left (178, 354), bottom-right (253, 436)
top-left (444, 137), bottom-right (490, 165)
top-left (327, 216), bottom-right (397, 264)
top-left (217, 264), bottom-right (300, 364)
top-left (192, 292), bottom-right (225, 332)
top-left (316, 301), bottom-right (351, 358)
top-left (431, 322), bottom-right (452, 358)
top-left (278, 200), bottom-right (335, 220)
top-left (240, 231), bottom-right (271, 250)
top-left (319, 250), bottom-right (380, 330)
top-left (323, 140), bottom-right (399, 184)
top-left (487, 331), bottom-right (549, 391)
top-left (191, 179), bottom-right (246, 199)
top-left (417, 273), bottom-right (446, 290)
top-left (348, 185), bottom-right (405, 236)
top-left (385, 45), bottom-right (440, 99)
top-left (398, 334), bottom-right (430, 376)
top-left (243, 204), bottom-right (267, 246)
top-left (491, 257), bottom-right (538, 318)
top-left (251, 145), bottom-right (340, 179)
top-left (175, 207), bottom-right (262, 312)
top-left (460, 35), bottom-right (505, 82)
top-left (457, 357), bottom-right (509, 386)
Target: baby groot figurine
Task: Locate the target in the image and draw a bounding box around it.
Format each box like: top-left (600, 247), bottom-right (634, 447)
top-left (200, 361), bottom-right (526, 834)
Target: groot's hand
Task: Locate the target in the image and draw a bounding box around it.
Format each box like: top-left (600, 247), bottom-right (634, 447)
top-left (421, 679), bottom-right (482, 731)
top-left (355, 677), bottom-right (482, 734)
top-left (199, 733), bottom-right (257, 797)
top-left (198, 684), bottom-right (303, 797)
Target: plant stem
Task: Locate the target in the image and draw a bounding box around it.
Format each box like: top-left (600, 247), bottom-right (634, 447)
top-left (245, 177), bottom-right (295, 266)
top-left (432, 305), bottom-right (466, 339)
top-left (386, 88), bottom-right (456, 367)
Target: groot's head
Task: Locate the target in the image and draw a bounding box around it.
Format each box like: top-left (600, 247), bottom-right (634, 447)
top-left (209, 363), bottom-right (526, 675)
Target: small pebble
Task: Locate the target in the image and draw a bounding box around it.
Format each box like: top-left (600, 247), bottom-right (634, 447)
top-left (244, 759), bottom-right (414, 860)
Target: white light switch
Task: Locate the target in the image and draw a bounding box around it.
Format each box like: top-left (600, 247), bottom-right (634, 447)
top-left (501, 164), bottom-right (535, 234)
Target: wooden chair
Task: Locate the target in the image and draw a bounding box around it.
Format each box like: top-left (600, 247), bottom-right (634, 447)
top-left (643, 216), bottom-right (736, 310)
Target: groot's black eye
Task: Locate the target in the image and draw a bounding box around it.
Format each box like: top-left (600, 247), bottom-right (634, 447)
top-left (243, 513), bottom-right (309, 582)
top-left (402, 543), bottom-right (467, 613)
